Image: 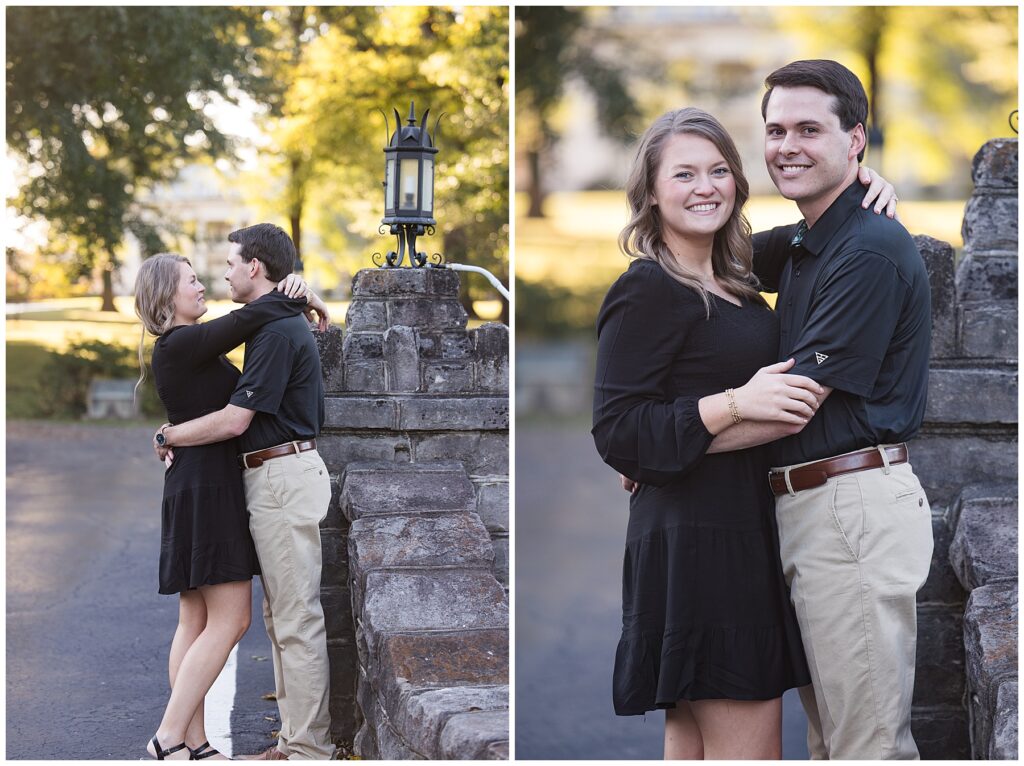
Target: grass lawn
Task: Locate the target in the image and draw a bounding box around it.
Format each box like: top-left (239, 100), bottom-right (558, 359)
top-left (5, 297), bottom-right (352, 419)
top-left (6, 296), bottom-right (501, 420)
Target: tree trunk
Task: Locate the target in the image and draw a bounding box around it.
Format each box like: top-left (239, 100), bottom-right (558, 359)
top-left (288, 9), bottom-right (308, 274)
top-left (289, 154), bottom-right (304, 273)
top-left (527, 149), bottom-right (546, 218)
top-left (863, 7), bottom-right (887, 155)
top-left (100, 267), bottom-right (117, 312)
top-left (290, 208), bottom-right (303, 273)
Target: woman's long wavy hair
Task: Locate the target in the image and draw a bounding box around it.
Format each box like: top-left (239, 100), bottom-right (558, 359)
top-left (133, 252), bottom-right (189, 402)
top-left (618, 107), bottom-right (766, 316)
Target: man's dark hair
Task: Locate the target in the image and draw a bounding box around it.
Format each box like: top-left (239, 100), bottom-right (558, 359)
top-left (228, 223), bottom-right (296, 282)
top-left (761, 59), bottom-right (869, 162)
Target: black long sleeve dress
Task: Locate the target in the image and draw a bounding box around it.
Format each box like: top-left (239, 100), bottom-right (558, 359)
top-left (151, 292), bottom-right (307, 595)
top-left (592, 258), bottom-right (810, 715)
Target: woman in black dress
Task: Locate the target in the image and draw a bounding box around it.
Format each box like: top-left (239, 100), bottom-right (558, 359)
top-left (134, 253), bottom-right (327, 760)
top-left (592, 108), bottom-right (829, 759)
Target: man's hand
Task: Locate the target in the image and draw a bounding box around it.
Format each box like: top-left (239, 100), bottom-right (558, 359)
top-left (858, 166), bottom-right (899, 220)
top-left (620, 474), bottom-right (639, 494)
top-left (277, 274), bottom-right (309, 299)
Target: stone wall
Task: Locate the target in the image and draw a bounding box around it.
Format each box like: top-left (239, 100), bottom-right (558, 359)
top-left (314, 266), bottom-right (509, 757)
top-left (911, 138), bottom-right (1018, 759)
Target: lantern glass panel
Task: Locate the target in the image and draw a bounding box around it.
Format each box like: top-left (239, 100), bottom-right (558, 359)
top-left (422, 158), bottom-right (434, 214)
top-left (400, 158), bottom-right (419, 210)
top-left (385, 158), bottom-right (396, 212)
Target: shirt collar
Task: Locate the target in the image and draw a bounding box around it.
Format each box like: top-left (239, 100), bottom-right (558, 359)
top-left (794, 179), bottom-right (864, 257)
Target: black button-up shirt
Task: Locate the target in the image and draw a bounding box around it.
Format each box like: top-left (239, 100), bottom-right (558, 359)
top-left (753, 180), bottom-right (931, 465)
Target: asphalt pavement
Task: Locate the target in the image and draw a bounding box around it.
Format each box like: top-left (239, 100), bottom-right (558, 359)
top-left (6, 422), bottom-right (279, 760)
top-left (515, 421), bottom-right (809, 760)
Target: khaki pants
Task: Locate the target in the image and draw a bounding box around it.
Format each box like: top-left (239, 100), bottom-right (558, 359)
top-left (243, 450), bottom-right (334, 760)
top-left (773, 448), bottom-right (933, 760)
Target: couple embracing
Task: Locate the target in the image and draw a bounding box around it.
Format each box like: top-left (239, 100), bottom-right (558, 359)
top-left (135, 224), bottom-right (334, 760)
top-left (593, 60), bottom-right (934, 759)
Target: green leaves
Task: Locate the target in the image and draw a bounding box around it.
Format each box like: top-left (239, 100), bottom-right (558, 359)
top-left (6, 6), bottom-right (277, 306)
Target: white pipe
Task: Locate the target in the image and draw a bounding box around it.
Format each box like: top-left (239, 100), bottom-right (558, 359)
top-left (446, 263), bottom-right (510, 301)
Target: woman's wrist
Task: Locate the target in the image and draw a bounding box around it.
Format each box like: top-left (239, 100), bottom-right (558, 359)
top-left (725, 388), bottom-right (743, 424)
top-left (697, 392), bottom-right (735, 436)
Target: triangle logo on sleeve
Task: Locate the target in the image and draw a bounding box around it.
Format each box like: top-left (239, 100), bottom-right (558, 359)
top-left (246, 390), bottom-right (255, 398)
top-left (815, 352), bottom-right (829, 365)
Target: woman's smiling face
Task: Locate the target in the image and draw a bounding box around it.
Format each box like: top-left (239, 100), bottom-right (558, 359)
top-left (650, 132), bottom-right (736, 244)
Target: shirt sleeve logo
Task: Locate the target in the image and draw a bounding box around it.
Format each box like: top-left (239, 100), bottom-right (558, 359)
top-left (246, 390), bottom-right (255, 398)
top-left (815, 352), bottom-right (829, 365)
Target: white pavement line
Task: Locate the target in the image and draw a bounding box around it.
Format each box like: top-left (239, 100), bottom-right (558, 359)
top-left (204, 644), bottom-right (239, 758)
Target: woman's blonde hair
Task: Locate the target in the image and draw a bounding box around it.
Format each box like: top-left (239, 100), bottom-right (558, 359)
top-left (618, 107), bottom-right (766, 315)
top-left (133, 252), bottom-right (189, 402)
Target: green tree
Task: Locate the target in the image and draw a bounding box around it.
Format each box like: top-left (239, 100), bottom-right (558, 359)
top-left (5, 6), bottom-right (278, 310)
top-left (515, 7), bottom-right (642, 217)
top-left (254, 6), bottom-right (509, 319)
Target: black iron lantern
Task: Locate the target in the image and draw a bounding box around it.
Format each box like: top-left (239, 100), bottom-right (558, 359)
top-left (376, 101), bottom-right (442, 268)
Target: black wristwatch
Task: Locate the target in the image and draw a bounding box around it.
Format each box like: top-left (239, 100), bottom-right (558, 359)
top-left (155, 425), bottom-right (170, 447)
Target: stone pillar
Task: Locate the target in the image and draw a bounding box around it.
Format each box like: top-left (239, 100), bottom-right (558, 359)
top-left (314, 266), bottom-right (509, 757)
top-left (910, 138), bottom-right (1018, 759)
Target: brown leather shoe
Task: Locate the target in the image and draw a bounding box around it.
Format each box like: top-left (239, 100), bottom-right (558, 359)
top-left (238, 746), bottom-right (288, 760)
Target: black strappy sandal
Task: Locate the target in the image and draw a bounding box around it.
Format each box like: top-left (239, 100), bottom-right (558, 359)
top-left (188, 742), bottom-right (222, 760)
top-left (150, 736), bottom-right (188, 760)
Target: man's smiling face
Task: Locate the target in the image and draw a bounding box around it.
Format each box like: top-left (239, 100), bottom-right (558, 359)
top-left (764, 85), bottom-right (864, 219)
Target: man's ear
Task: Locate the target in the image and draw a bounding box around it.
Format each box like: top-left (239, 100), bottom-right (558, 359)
top-left (849, 123), bottom-right (867, 160)
top-left (248, 258), bottom-right (261, 278)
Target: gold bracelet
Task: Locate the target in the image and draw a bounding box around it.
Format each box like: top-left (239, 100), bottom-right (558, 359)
top-left (725, 388), bottom-right (742, 424)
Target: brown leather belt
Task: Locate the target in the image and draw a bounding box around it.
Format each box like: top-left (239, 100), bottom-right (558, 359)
top-left (769, 443), bottom-right (908, 496)
top-left (239, 439), bottom-right (317, 470)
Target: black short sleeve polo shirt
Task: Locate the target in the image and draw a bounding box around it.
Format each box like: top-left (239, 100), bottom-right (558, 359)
top-left (756, 180), bottom-right (932, 465)
top-left (229, 293), bottom-right (325, 453)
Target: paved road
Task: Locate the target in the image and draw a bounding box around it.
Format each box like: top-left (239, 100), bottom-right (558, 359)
top-left (6, 422), bottom-right (279, 760)
top-left (515, 422), bottom-right (809, 760)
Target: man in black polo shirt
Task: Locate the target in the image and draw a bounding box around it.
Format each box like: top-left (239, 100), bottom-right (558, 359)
top-left (744, 61), bottom-right (933, 759)
top-left (157, 224), bottom-right (335, 760)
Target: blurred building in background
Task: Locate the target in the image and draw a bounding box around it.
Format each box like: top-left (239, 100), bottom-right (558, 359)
top-left (542, 7), bottom-right (792, 196)
top-left (119, 165), bottom-right (253, 299)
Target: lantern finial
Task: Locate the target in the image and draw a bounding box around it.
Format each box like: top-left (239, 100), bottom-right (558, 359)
top-left (377, 100), bottom-right (441, 268)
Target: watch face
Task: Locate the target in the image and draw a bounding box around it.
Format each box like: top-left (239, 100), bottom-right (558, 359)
top-left (156, 433), bottom-right (166, 446)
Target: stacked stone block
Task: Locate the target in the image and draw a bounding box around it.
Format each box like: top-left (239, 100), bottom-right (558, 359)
top-left (314, 266), bottom-right (509, 754)
top-left (910, 139), bottom-right (1017, 759)
top-left (341, 462), bottom-right (508, 758)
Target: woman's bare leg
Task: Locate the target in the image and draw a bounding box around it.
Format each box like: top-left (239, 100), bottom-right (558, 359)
top-left (688, 698), bottom-right (783, 760)
top-left (665, 703), bottom-right (705, 759)
top-left (148, 580), bottom-right (251, 759)
top-left (168, 591), bottom-right (211, 751)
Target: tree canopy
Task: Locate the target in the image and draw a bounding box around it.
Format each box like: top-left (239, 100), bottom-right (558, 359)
top-left (6, 6), bottom-right (278, 309)
top-left (243, 6), bottom-right (508, 315)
